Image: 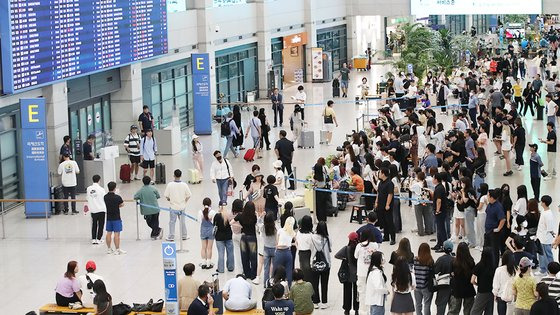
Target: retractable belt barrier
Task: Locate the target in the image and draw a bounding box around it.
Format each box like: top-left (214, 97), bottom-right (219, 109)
top-left (137, 203), bottom-right (198, 222)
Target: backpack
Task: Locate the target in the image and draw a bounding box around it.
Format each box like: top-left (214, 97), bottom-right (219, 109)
top-left (221, 120), bottom-right (231, 137)
top-left (262, 286), bottom-right (275, 309)
top-left (311, 238), bottom-right (330, 272)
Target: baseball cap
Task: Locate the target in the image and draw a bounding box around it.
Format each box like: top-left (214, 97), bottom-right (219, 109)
top-left (529, 143), bottom-right (538, 150)
top-left (348, 232), bottom-right (359, 241)
top-left (130, 124), bottom-right (138, 130)
top-left (443, 240), bottom-right (454, 253)
top-left (85, 260), bottom-right (96, 271)
top-left (519, 256), bottom-right (534, 268)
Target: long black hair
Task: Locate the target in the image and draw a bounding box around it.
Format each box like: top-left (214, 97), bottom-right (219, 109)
top-left (299, 215), bottom-right (313, 234)
top-left (478, 247), bottom-right (495, 269)
top-left (391, 257), bottom-right (413, 292)
top-left (264, 212), bottom-right (276, 236)
top-left (501, 250), bottom-right (516, 277)
top-left (453, 242), bottom-right (475, 278)
top-left (367, 251), bottom-right (386, 282)
top-left (92, 279), bottom-right (111, 304)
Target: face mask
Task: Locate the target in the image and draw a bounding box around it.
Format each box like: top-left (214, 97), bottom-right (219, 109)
top-left (216, 156), bottom-right (222, 161)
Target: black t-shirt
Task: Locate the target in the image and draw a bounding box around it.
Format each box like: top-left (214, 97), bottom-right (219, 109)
top-left (473, 262), bottom-right (494, 293)
top-left (493, 114), bottom-right (503, 137)
top-left (264, 299), bottom-right (295, 315)
top-left (514, 126), bottom-right (526, 147)
top-left (275, 138), bottom-right (294, 163)
top-left (138, 112), bottom-right (154, 132)
top-left (547, 130), bottom-right (557, 152)
top-left (427, 116), bottom-right (436, 129)
top-left (234, 213), bottom-right (257, 236)
top-left (433, 183), bottom-right (446, 213)
top-left (483, 117), bottom-right (491, 135)
top-left (376, 179), bottom-right (394, 211)
top-left (467, 78), bottom-right (478, 92)
top-left (104, 192), bottom-right (123, 221)
top-left (213, 213), bottom-right (233, 241)
top-left (264, 184), bottom-right (279, 210)
top-left (513, 251), bottom-right (534, 266)
top-left (83, 142), bottom-right (93, 160)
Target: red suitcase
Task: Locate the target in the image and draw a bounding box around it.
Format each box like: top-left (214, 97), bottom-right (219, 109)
top-left (120, 164), bottom-right (131, 183)
top-left (244, 148), bottom-right (256, 162)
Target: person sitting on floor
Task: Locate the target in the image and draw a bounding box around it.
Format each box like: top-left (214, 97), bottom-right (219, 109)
top-left (222, 274), bottom-right (257, 312)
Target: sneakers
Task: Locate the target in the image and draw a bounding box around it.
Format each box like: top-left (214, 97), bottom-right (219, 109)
top-left (114, 249), bottom-right (127, 255)
top-left (320, 303), bottom-right (328, 309)
top-left (503, 170), bottom-right (513, 176)
top-left (166, 237), bottom-right (174, 242)
top-left (517, 165), bottom-right (523, 171)
top-left (92, 239), bottom-right (98, 245)
top-left (252, 276), bottom-right (260, 285)
top-left (534, 271), bottom-right (547, 277)
top-left (158, 228), bottom-right (164, 240)
top-left (97, 239), bottom-right (105, 244)
top-left (71, 210), bottom-right (79, 215)
top-left (68, 302), bottom-right (83, 310)
top-left (314, 304), bottom-right (319, 309)
top-left (106, 248), bottom-right (114, 255)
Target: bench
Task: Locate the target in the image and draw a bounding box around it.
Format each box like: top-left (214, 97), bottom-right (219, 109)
top-left (40, 304), bottom-right (264, 315)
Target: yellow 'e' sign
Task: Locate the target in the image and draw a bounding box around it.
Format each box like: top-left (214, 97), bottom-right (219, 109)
top-left (196, 57), bottom-right (205, 70)
top-left (28, 104), bottom-right (39, 123)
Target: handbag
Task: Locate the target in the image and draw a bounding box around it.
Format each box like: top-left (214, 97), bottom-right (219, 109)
top-left (150, 299), bottom-right (164, 312)
top-left (435, 273), bottom-right (451, 287)
top-left (131, 299), bottom-right (153, 312)
top-left (324, 108), bottom-right (334, 124)
top-left (112, 302), bottom-right (132, 315)
top-left (225, 159), bottom-right (237, 189)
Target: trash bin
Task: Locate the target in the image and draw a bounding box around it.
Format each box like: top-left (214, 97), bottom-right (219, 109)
top-left (536, 104), bottom-right (544, 120)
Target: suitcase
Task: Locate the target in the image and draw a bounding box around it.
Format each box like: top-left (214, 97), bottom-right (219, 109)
top-left (299, 130), bottom-right (314, 148)
top-left (155, 163), bottom-right (166, 184)
top-left (244, 148), bottom-right (256, 162)
top-left (120, 164), bottom-right (131, 183)
top-left (319, 130), bottom-right (329, 144)
top-left (51, 185), bottom-right (65, 214)
top-left (187, 168), bottom-right (201, 184)
top-left (333, 87), bottom-right (340, 97)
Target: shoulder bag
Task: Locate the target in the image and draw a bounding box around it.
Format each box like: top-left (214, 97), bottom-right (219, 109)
top-left (324, 108), bottom-right (334, 124)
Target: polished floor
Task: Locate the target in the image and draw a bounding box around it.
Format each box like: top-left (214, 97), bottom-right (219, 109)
top-left (1, 62), bottom-right (558, 314)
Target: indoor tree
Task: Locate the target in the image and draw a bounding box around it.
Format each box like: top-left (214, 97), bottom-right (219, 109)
top-left (393, 23), bottom-right (437, 80)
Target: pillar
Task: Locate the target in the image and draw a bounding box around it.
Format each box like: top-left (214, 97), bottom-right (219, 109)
top-left (304, 0), bottom-right (318, 83)
top-left (43, 81), bottom-right (69, 179)
top-left (194, 0), bottom-right (217, 104)
top-left (110, 64), bottom-right (144, 154)
top-left (256, 0), bottom-right (273, 98)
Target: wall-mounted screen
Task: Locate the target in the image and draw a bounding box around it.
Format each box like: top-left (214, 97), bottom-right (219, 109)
top-left (411, 0), bottom-right (542, 16)
top-left (0, 0), bottom-right (169, 94)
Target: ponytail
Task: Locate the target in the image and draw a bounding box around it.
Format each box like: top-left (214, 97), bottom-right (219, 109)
top-left (202, 197), bottom-right (211, 221)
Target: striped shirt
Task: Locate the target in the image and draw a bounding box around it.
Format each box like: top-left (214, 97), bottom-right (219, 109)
top-left (540, 275), bottom-right (560, 305)
top-left (124, 133), bottom-right (141, 156)
top-left (413, 258), bottom-right (432, 289)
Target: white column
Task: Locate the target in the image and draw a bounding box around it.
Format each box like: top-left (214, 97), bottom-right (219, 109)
top-left (304, 0), bottom-right (318, 82)
top-left (194, 0), bottom-right (217, 104)
top-left (110, 64), bottom-right (143, 154)
top-left (256, 0), bottom-right (273, 98)
top-left (43, 81), bottom-right (69, 177)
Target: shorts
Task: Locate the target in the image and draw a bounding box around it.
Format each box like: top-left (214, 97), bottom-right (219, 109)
top-left (200, 226), bottom-right (215, 240)
top-left (106, 220), bottom-right (123, 232)
top-left (341, 80), bottom-right (349, 89)
top-left (324, 123), bottom-right (335, 132)
top-left (142, 160), bottom-right (155, 169)
top-left (129, 155), bottom-right (141, 164)
top-left (454, 210), bottom-right (465, 219)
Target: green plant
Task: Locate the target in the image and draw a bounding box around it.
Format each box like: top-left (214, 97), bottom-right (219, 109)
top-left (432, 28), bottom-right (454, 76)
top-left (393, 23), bottom-right (437, 79)
top-left (503, 15), bottom-right (528, 25)
top-left (450, 34), bottom-right (477, 67)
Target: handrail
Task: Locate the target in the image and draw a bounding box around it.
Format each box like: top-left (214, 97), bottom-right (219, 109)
top-left (0, 199), bottom-right (136, 203)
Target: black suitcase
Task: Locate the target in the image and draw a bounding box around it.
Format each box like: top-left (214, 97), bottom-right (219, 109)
top-left (155, 163), bottom-right (166, 184)
top-left (333, 87), bottom-right (340, 97)
top-left (51, 185), bottom-right (65, 214)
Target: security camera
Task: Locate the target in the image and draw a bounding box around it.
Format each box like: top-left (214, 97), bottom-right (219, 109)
top-left (215, 26), bottom-right (220, 33)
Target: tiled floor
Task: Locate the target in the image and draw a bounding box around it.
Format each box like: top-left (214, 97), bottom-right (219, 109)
top-left (1, 62), bottom-right (558, 314)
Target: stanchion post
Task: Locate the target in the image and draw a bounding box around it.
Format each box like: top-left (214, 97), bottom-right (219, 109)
top-left (136, 201), bottom-right (140, 241)
top-left (176, 211), bottom-right (188, 253)
top-left (44, 202), bottom-right (49, 240)
top-left (312, 186), bottom-right (317, 224)
top-left (1, 202), bottom-right (5, 239)
top-left (293, 167), bottom-right (297, 190)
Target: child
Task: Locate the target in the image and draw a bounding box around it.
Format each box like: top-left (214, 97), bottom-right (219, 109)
top-left (199, 198), bottom-right (216, 269)
top-left (104, 181), bottom-right (125, 255)
top-left (263, 175), bottom-right (280, 219)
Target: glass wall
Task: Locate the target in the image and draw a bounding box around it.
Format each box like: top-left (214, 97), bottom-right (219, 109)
top-left (271, 38), bottom-right (284, 90)
top-left (445, 15), bottom-right (467, 35)
top-left (473, 15), bottom-right (491, 35)
top-left (317, 25), bottom-right (348, 72)
top-left (0, 106), bottom-right (21, 206)
top-left (68, 95), bottom-right (112, 157)
top-left (215, 43), bottom-right (259, 104)
top-left (142, 59), bottom-right (194, 129)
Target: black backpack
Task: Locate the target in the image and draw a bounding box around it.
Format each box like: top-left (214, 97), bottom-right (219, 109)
top-left (221, 120), bottom-right (230, 137)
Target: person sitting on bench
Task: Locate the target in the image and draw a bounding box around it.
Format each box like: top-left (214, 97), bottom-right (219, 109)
top-left (55, 261), bottom-right (82, 306)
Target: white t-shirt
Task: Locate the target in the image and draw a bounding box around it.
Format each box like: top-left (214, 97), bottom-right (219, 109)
top-left (78, 273), bottom-right (105, 307)
top-left (223, 277), bottom-right (253, 308)
top-left (277, 228), bottom-right (294, 247)
top-left (513, 198), bottom-right (528, 217)
top-left (164, 181), bottom-right (192, 211)
top-left (86, 183), bottom-right (107, 213)
top-left (248, 117), bottom-right (261, 138)
top-left (58, 160), bottom-right (80, 187)
top-left (198, 208), bottom-right (216, 222)
top-left (354, 241), bottom-right (379, 278)
top-left (294, 91), bottom-right (307, 108)
top-left (537, 209), bottom-right (558, 245)
top-left (547, 100), bottom-right (558, 116)
top-left (296, 232), bottom-right (313, 251)
top-left (274, 169), bottom-right (285, 191)
top-left (392, 103), bottom-right (404, 121)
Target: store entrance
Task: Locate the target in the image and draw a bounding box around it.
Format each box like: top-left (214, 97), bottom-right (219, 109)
top-left (68, 95), bottom-right (112, 158)
top-left (0, 110), bottom-right (21, 206)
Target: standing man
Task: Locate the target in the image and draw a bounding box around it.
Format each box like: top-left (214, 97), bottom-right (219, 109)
top-left (532, 74), bottom-right (543, 107)
top-left (338, 63), bottom-right (350, 98)
top-left (394, 72), bottom-right (405, 99)
top-left (140, 129), bottom-right (157, 181)
top-left (86, 175), bottom-right (106, 244)
top-left (164, 169), bottom-right (192, 241)
top-left (545, 94), bottom-right (558, 127)
top-left (83, 135), bottom-right (95, 160)
top-left (467, 90), bottom-right (479, 128)
top-left (58, 154), bottom-right (80, 215)
top-left (134, 176), bottom-right (163, 240)
top-left (138, 105), bottom-right (154, 135)
top-left (540, 122), bottom-right (557, 180)
top-left (124, 125), bottom-right (142, 180)
top-left (223, 112), bottom-right (240, 159)
top-left (270, 88), bottom-right (284, 128)
top-left (484, 189), bottom-right (506, 264)
top-left (488, 88), bottom-right (505, 118)
top-left (275, 130), bottom-right (295, 190)
top-left (293, 85), bottom-right (307, 120)
top-left (375, 168), bottom-right (395, 245)
top-left (104, 181), bottom-right (126, 255)
top-left (59, 135), bottom-right (72, 163)
top-left (536, 195), bottom-right (557, 276)
top-left (210, 151), bottom-right (234, 205)
top-left (432, 172), bottom-right (448, 252)
top-left (529, 143), bottom-right (544, 199)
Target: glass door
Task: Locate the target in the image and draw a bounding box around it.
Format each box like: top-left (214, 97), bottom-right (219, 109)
top-left (0, 113), bottom-right (21, 205)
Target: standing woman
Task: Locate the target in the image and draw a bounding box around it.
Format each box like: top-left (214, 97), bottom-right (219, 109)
top-left (275, 216), bottom-right (295, 285)
top-left (245, 173), bottom-right (265, 213)
top-left (234, 201), bottom-right (258, 281)
top-left (500, 184), bottom-right (513, 252)
top-left (92, 280), bottom-right (112, 315)
top-left (448, 242), bottom-right (476, 315)
top-left (413, 243), bottom-right (434, 315)
top-left (389, 238), bottom-right (414, 266)
top-left (192, 135), bottom-right (204, 179)
top-left (290, 105), bottom-right (304, 147)
top-left (335, 232), bottom-right (360, 315)
top-left (513, 185), bottom-right (529, 220)
top-left (232, 104), bottom-right (244, 150)
top-left (322, 100), bottom-right (338, 145)
top-left (230, 199), bottom-right (244, 274)
top-left (513, 118), bottom-right (526, 171)
top-left (525, 199), bottom-right (540, 266)
top-left (470, 247), bottom-right (496, 315)
top-left (355, 230), bottom-right (380, 314)
top-left (296, 215), bottom-right (315, 283)
top-left (437, 80), bottom-right (450, 115)
top-left (261, 212), bottom-right (277, 286)
top-left (390, 257), bottom-right (416, 315)
top-left (492, 251), bottom-right (517, 315)
top-left (311, 221), bottom-right (332, 309)
top-left (214, 203), bottom-right (234, 273)
top-left (458, 177), bottom-right (477, 248)
top-left (475, 184), bottom-right (489, 250)
top-left (362, 153), bottom-right (376, 211)
top-left (55, 261), bottom-right (82, 306)
top-left (365, 251), bottom-right (389, 315)
top-left (389, 164), bottom-right (402, 234)
top-left (199, 198), bottom-right (216, 269)
top-left (512, 257), bottom-right (538, 314)
top-left (410, 171), bottom-right (433, 236)
top-left (501, 120), bottom-right (514, 176)
top-left (258, 108), bottom-right (271, 151)
top-left (522, 82), bottom-right (535, 116)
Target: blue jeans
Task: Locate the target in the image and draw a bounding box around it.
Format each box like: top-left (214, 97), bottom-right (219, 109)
top-left (473, 174), bottom-right (484, 198)
top-left (465, 207), bottom-right (476, 246)
top-left (548, 116), bottom-right (556, 129)
top-left (414, 287), bottom-right (433, 315)
top-left (263, 246), bottom-right (275, 286)
top-left (370, 305), bottom-right (385, 315)
top-left (216, 179), bottom-right (229, 205)
top-left (240, 234), bottom-right (258, 279)
top-left (223, 135), bottom-right (237, 158)
top-left (274, 248), bottom-right (293, 286)
top-left (539, 243), bottom-right (554, 273)
top-left (216, 239), bottom-right (234, 273)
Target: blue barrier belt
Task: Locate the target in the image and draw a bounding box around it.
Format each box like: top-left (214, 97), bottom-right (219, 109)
top-left (137, 202), bottom-right (198, 221)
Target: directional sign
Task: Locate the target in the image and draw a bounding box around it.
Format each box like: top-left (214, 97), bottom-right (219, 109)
top-left (162, 242), bottom-right (178, 315)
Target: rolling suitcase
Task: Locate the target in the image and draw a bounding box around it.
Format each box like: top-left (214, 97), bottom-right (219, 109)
top-left (187, 168), bottom-right (201, 184)
top-left (155, 163), bottom-right (166, 184)
top-left (299, 130), bottom-right (314, 148)
top-left (319, 130), bottom-right (329, 144)
top-left (51, 185), bottom-right (65, 214)
top-left (244, 148), bottom-right (256, 162)
top-left (120, 164), bottom-right (131, 183)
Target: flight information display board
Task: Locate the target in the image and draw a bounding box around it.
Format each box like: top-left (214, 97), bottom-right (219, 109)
top-left (0, 0), bottom-right (168, 94)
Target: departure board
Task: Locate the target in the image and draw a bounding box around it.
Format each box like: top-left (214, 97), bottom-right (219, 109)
top-left (0, 0), bottom-right (168, 94)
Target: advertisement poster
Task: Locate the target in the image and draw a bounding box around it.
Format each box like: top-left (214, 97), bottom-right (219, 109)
top-left (162, 242), bottom-right (178, 315)
top-left (312, 47), bottom-right (323, 80)
top-left (411, 0), bottom-right (542, 15)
